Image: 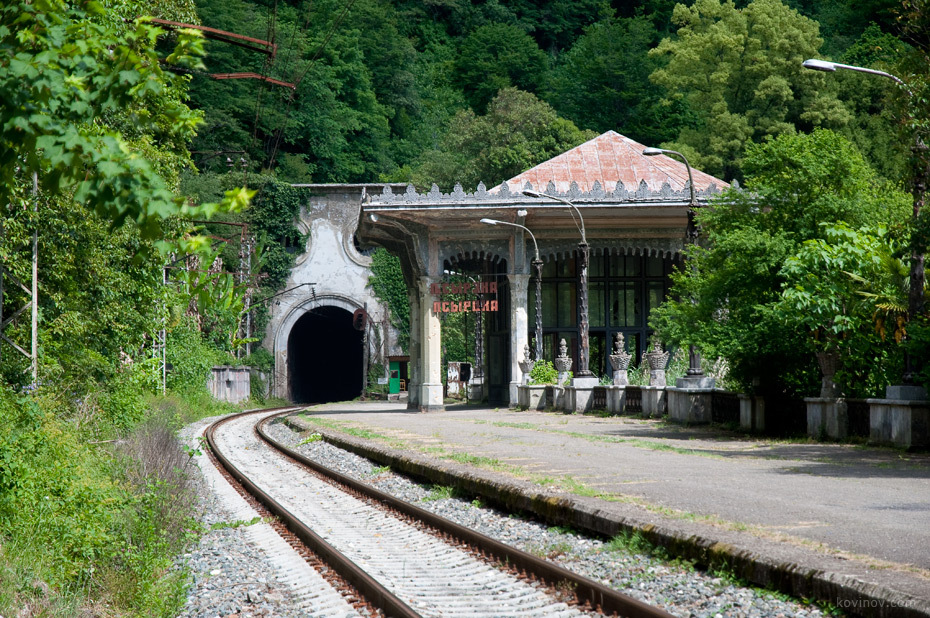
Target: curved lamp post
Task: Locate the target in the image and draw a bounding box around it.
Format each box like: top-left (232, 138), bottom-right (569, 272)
top-left (801, 59), bottom-right (912, 93)
top-left (643, 147), bottom-right (706, 381)
top-left (481, 215), bottom-right (543, 362)
top-left (803, 58), bottom-right (925, 393)
top-left (522, 189), bottom-right (594, 378)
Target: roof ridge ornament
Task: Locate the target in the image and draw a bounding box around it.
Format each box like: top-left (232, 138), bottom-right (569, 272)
top-left (611, 180), bottom-right (628, 200)
top-left (568, 181), bottom-right (581, 199)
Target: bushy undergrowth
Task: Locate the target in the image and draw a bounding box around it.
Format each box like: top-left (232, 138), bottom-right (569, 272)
top-left (166, 319), bottom-right (226, 394)
top-left (0, 376), bottom-right (241, 616)
top-left (528, 360), bottom-right (558, 385)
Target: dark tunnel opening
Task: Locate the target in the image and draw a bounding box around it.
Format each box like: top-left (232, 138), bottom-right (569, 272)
top-left (288, 306), bottom-right (363, 404)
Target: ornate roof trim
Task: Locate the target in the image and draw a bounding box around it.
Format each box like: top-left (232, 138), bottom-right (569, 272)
top-left (368, 179), bottom-right (734, 207)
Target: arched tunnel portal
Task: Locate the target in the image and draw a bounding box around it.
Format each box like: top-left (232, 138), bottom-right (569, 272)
top-left (287, 305), bottom-right (363, 403)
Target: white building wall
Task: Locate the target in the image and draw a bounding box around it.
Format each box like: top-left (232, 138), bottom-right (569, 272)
top-left (263, 185), bottom-right (401, 400)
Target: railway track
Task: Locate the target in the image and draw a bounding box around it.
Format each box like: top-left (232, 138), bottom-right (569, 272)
top-left (204, 408), bottom-right (674, 618)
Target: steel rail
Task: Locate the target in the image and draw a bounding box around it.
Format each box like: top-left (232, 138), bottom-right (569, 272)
top-left (257, 413), bottom-right (674, 618)
top-left (204, 408), bottom-right (421, 618)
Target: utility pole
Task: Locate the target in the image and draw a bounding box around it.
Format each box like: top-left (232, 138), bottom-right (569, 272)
top-left (30, 173), bottom-right (37, 383)
top-left (1, 172), bottom-right (39, 384)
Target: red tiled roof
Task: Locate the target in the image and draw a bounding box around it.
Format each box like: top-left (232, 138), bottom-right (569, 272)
top-left (492, 130), bottom-right (727, 194)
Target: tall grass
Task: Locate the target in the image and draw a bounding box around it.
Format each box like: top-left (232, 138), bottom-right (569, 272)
top-left (0, 384), bottom-right (241, 616)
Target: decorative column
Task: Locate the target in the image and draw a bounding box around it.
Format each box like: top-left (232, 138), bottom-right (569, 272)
top-left (575, 242), bottom-right (594, 381)
top-left (533, 257), bottom-right (543, 361)
top-left (646, 340), bottom-right (670, 387)
top-left (806, 349), bottom-right (847, 440)
top-left (418, 277), bottom-right (444, 411)
top-left (471, 295), bottom-right (485, 401)
top-left (606, 333), bottom-right (631, 414)
top-left (509, 273), bottom-right (530, 407)
top-left (642, 339), bottom-right (670, 418)
top-left (406, 288), bottom-right (421, 409)
top-left (816, 350), bottom-right (841, 398)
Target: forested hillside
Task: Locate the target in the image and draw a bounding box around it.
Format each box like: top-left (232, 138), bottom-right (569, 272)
top-left (184, 0), bottom-right (907, 187)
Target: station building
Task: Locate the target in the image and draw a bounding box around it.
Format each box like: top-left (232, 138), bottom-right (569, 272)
top-left (355, 130), bottom-right (727, 411)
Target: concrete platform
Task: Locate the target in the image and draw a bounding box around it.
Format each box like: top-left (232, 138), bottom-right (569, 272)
top-left (287, 401), bottom-right (930, 618)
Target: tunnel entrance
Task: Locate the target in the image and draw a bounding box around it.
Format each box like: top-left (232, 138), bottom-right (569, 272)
top-left (287, 306), bottom-right (363, 403)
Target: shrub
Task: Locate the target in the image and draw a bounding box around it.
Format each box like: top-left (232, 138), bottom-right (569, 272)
top-left (0, 388), bottom-right (123, 586)
top-left (166, 319), bottom-right (224, 394)
top-left (528, 360), bottom-right (558, 385)
top-left (105, 417), bottom-right (200, 612)
top-left (243, 348), bottom-right (274, 373)
top-left (0, 385), bottom-right (209, 617)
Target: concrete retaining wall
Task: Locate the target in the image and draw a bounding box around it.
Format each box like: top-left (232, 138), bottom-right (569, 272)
top-left (867, 399), bottom-right (929, 449)
top-left (667, 388), bottom-right (714, 424)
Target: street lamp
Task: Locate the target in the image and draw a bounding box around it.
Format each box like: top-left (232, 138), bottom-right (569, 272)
top-left (522, 189), bottom-right (594, 378)
top-left (801, 59), bottom-right (912, 93)
top-left (642, 147), bottom-right (696, 208)
top-left (643, 147), bottom-right (706, 381)
top-left (481, 214), bottom-right (543, 362)
top-left (803, 58), bottom-right (925, 395)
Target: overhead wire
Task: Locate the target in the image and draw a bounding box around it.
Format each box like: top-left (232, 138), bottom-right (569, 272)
top-left (264, 0), bottom-right (358, 171)
top-left (247, 0), bottom-right (280, 162)
top-left (276, 0), bottom-right (310, 85)
top-left (254, 1), bottom-right (307, 160)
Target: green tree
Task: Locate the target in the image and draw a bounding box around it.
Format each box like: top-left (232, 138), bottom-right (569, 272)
top-left (777, 224), bottom-right (907, 396)
top-left (0, 1), bottom-right (243, 614)
top-left (390, 0), bottom-right (610, 52)
top-left (547, 15), bottom-right (692, 144)
top-left (650, 129), bottom-right (910, 397)
top-left (649, 0), bottom-right (851, 180)
top-left (36, 200), bottom-right (166, 390)
top-left (827, 25), bottom-right (911, 183)
top-left (0, 0), bottom-right (246, 241)
top-left (1, 0), bottom-right (248, 387)
top-left (507, 0), bottom-right (612, 53)
top-left (410, 88), bottom-right (596, 191)
top-left (180, 171), bottom-right (305, 346)
top-left (453, 23), bottom-right (549, 112)
top-left (190, 0), bottom-right (406, 182)
top-left (783, 0), bottom-right (901, 57)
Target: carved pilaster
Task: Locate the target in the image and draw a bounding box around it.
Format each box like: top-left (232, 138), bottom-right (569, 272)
top-left (509, 273), bottom-right (530, 406)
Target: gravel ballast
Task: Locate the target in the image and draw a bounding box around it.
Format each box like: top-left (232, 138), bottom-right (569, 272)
top-left (177, 416), bottom-right (335, 618)
top-left (261, 419), bottom-right (833, 618)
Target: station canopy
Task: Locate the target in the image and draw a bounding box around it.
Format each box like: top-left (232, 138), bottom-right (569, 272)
top-left (357, 130), bottom-right (729, 273)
